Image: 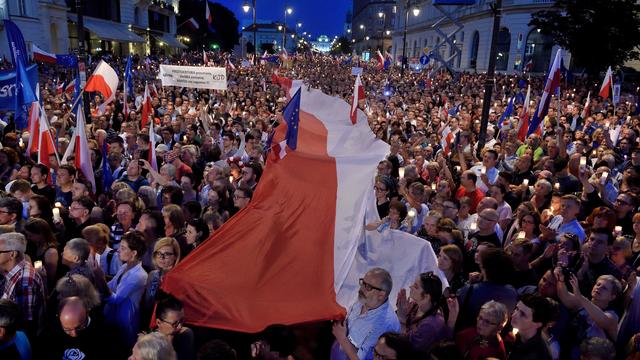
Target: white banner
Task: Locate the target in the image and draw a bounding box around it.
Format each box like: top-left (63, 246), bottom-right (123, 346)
top-left (158, 65), bottom-right (227, 90)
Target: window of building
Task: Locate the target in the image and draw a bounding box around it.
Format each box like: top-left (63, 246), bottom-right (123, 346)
top-left (524, 28), bottom-right (553, 73)
top-left (10, 0), bottom-right (28, 16)
top-left (495, 27), bottom-right (511, 71)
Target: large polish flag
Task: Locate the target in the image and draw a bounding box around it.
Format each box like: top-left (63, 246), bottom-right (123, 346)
top-left (350, 73), bottom-right (364, 125)
top-left (141, 83), bottom-right (153, 129)
top-left (84, 60), bottom-right (119, 106)
top-left (517, 85), bottom-right (531, 141)
top-left (527, 49), bottom-right (562, 136)
top-left (162, 83), bottom-right (443, 332)
top-left (61, 107), bottom-right (96, 192)
top-left (599, 66), bottom-right (613, 99)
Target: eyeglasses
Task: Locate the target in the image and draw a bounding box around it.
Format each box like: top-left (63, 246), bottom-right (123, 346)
top-left (0, 250), bottom-right (14, 254)
top-left (616, 199), bottom-right (632, 206)
top-left (359, 278), bottom-right (384, 292)
top-left (374, 186), bottom-right (387, 192)
top-left (155, 251), bottom-right (175, 259)
top-left (158, 318), bottom-right (184, 328)
top-left (234, 195), bottom-right (247, 200)
top-left (62, 319), bottom-right (88, 334)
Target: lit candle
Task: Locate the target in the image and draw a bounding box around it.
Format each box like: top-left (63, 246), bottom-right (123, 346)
top-left (580, 156), bottom-right (587, 167)
top-left (54, 202), bottom-right (62, 208)
top-left (554, 183), bottom-right (560, 191)
top-left (399, 167), bottom-right (405, 179)
top-left (614, 226), bottom-right (622, 234)
top-left (470, 222), bottom-right (477, 231)
top-left (454, 166), bottom-right (461, 173)
top-left (481, 166), bottom-right (486, 175)
top-left (431, 183), bottom-right (437, 191)
top-left (52, 208), bottom-right (61, 222)
top-left (517, 231), bottom-right (526, 239)
top-left (229, 176), bottom-right (234, 183)
top-left (407, 209), bottom-right (417, 218)
top-left (600, 172), bottom-right (608, 184)
top-left (34, 260), bottom-right (42, 270)
top-left (522, 179), bottom-right (529, 186)
top-left (19, 138), bottom-right (23, 147)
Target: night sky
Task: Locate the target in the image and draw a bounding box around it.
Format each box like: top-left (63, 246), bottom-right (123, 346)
top-left (211, 0), bottom-right (352, 39)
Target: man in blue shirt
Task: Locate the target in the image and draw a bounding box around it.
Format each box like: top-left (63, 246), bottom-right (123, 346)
top-left (331, 267), bottom-right (400, 360)
top-left (0, 299), bottom-right (31, 359)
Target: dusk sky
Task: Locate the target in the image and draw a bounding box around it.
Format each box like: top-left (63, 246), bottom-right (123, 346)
top-left (212, 0), bottom-right (352, 39)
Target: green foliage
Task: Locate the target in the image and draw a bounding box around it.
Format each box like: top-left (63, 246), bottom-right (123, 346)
top-left (530, 0), bottom-right (640, 75)
top-left (330, 36), bottom-right (352, 55)
top-left (177, 0), bottom-right (240, 52)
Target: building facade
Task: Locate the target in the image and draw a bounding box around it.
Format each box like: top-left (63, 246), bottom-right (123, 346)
top-left (352, 0), bottom-right (396, 55)
top-left (388, 0), bottom-right (563, 74)
top-left (311, 35), bottom-right (332, 53)
top-left (0, 0), bottom-right (185, 61)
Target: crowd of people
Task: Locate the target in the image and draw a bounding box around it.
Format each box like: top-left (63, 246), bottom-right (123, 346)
top-left (0, 48), bottom-right (639, 360)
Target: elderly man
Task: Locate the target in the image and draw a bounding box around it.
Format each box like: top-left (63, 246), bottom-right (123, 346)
top-left (330, 267), bottom-right (400, 360)
top-left (61, 238), bottom-right (95, 285)
top-left (0, 233), bottom-right (46, 340)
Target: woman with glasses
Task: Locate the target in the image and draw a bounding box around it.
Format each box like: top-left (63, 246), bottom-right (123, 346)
top-left (395, 272), bottom-right (448, 356)
top-left (374, 175), bottom-right (394, 219)
top-left (507, 211), bottom-right (540, 252)
top-left (142, 237), bottom-right (181, 326)
top-left (452, 300), bottom-right (509, 360)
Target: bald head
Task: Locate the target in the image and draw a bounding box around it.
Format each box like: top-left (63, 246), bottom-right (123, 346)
top-left (477, 197), bottom-right (498, 212)
top-left (59, 297), bottom-right (87, 338)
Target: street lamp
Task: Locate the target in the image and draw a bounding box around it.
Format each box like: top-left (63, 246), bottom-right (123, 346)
top-left (283, 7), bottom-right (293, 51)
top-left (402, 1), bottom-right (421, 75)
top-left (242, 0), bottom-right (257, 64)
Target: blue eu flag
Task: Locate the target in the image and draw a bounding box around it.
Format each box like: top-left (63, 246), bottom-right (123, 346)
top-left (283, 88), bottom-right (301, 151)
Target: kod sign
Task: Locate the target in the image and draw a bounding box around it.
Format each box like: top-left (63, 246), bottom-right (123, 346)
top-left (0, 64), bottom-right (38, 110)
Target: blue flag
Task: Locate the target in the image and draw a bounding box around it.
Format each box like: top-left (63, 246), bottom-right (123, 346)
top-left (3, 20), bottom-right (28, 67)
top-left (102, 142), bottom-right (114, 192)
top-left (341, 56), bottom-right (353, 65)
top-left (124, 56), bottom-right (134, 96)
top-left (14, 60), bottom-right (36, 129)
top-left (283, 88), bottom-right (301, 150)
top-left (498, 97), bottom-right (514, 129)
top-left (56, 54), bottom-right (78, 68)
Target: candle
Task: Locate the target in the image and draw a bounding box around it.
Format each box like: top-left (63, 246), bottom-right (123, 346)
top-left (517, 231), bottom-right (526, 239)
top-left (454, 166), bottom-right (461, 173)
top-left (407, 209), bottom-right (417, 218)
top-left (34, 260), bottom-right (42, 270)
top-left (52, 208), bottom-right (61, 222)
top-left (600, 172), bottom-right (608, 184)
top-left (522, 179), bottom-right (529, 186)
top-left (481, 166), bottom-right (486, 175)
top-left (399, 167), bottom-right (405, 179)
top-left (580, 157), bottom-right (587, 167)
top-left (229, 176), bottom-right (234, 183)
top-left (19, 138), bottom-right (23, 147)
top-left (554, 183), bottom-right (560, 191)
top-left (54, 202), bottom-right (62, 208)
top-left (470, 222), bottom-right (477, 231)
top-left (431, 183), bottom-right (437, 191)
top-left (614, 226), bottom-right (622, 234)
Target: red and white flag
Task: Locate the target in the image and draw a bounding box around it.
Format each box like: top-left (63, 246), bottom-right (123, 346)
top-left (203, 50), bottom-right (209, 65)
top-left (206, 0), bottom-right (213, 28)
top-left (440, 125), bottom-right (454, 155)
top-left (61, 107), bottom-right (96, 192)
top-left (376, 50), bottom-right (384, 70)
top-left (27, 102), bottom-right (40, 154)
top-left (581, 91), bottom-right (591, 119)
top-left (141, 82), bottom-right (153, 129)
top-left (149, 83), bottom-right (159, 98)
top-left (64, 79), bottom-right (75, 95)
top-left (37, 104), bottom-right (59, 168)
top-left (185, 17), bottom-right (199, 31)
top-left (599, 66), bottom-right (613, 99)
top-left (226, 58), bottom-right (236, 70)
top-left (350, 74), bottom-right (364, 125)
top-left (517, 85), bottom-right (531, 142)
top-left (84, 60), bottom-right (119, 106)
top-left (56, 81), bottom-right (64, 95)
top-left (32, 44), bottom-right (56, 64)
top-left (162, 83), bottom-right (443, 332)
top-left (149, 118), bottom-right (158, 171)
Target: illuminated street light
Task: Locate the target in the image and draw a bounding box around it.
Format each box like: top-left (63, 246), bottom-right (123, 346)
top-left (412, 7), bottom-right (420, 17)
top-left (242, 2), bottom-right (250, 13)
top-left (286, 7), bottom-right (293, 14)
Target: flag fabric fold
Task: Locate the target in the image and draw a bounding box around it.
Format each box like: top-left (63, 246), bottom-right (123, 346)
top-left (3, 20), bottom-right (28, 67)
top-left (517, 85), bottom-right (531, 142)
top-left (37, 104), bottom-right (58, 167)
top-left (527, 49), bottom-right (562, 136)
top-left (161, 83), bottom-right (440, 333)
top-left (599, 66), bottom-right (613, 99)
top-left (205, 0), bottom-right (214, 32)
top-left (62, 107), bottom-right (96, 192)
top-left (498, 97), bottom-right (514, 129)
top-left (350, 74), bottom-right (365, 125)
top-left (85, 60), bottom-right (119, 107)
top-left (32, 44), bottom-right (56, 64)
top-left (376, 50), bottom-right (384, 70)
top-left (14, 60), bottom-right (37, 129)
top-left (141, 82), bottom-right (153, 129)
top-left (581, 91), bottom-right (591, 120)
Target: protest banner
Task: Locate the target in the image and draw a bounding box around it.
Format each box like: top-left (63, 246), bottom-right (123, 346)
top-left (159, 64), bottom-right (227, 90)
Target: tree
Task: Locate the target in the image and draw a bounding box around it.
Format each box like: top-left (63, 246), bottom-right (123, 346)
top-left (330, 36), bottom-right (352, 56)
top-left (260, 43), bottom-right (275, 54)
top-left (177, 0), bottom-right (240, 52)
top-left (530, 0), bottom-right (640, 76)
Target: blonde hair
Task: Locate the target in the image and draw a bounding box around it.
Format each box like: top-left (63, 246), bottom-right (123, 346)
top-left (152, 237), bottom-right (181, 269)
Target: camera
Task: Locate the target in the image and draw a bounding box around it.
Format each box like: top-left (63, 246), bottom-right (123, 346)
top-left (561, 266), bottom-right (574, 291)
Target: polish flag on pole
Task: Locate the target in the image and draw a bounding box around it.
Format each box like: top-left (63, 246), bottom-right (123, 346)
top-left (582, 91), bottom-right (591, 119)
top-left (141, 82), bottom-right (153, 129)
top-left (203, 50), bottom-right (209, 65)
top-left (64, 79), bottom-right (75, 95)
top-left (205, 0), bottom-right (213, 30)
top-left (376, 50), bottom-right (385, 70)
top-left (26, 102), bottom-right (40, 154)
top-left (527, 49), bottom-right (562, 136)
top-left (517, 85), bottom-right (531, 141)
top-left (599, 66), bottom-right (613, 99)
top-left (37, 104), bottom-right (59, 168)
top-left (84, 60), bottom-right (119, 107)
top-left (148, 119), bottom-right (158, 171)
top-left (61, 107), bottom-right (96, 192)
top-left (350, 74), bottom-right (364, 125)
top-left (162, 82), bottom-right (443, 332)
top-left (440, 125), bottom-right (454, 155)
top-left (32, 44), bottom-right (57, 64)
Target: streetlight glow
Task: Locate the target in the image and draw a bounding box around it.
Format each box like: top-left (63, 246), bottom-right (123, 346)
top-left (412, 7), bottom-right (420, 17)
top-left (278, 25), bottom-right (283, 31)
top-left (242, 2), bottom-right (250, 13)
top-left (365, 36), bottom-right (370, 40)
top-left (286, 7), bottom-right (293, 14)
top-left (386, 30), bottom-right (391, 35)
top-left (360, 24), bottom-right (364, 29)
top-left (297, 22), bottom-right (302, 27)
top-left (378, 11), bottom-right (384, 18)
